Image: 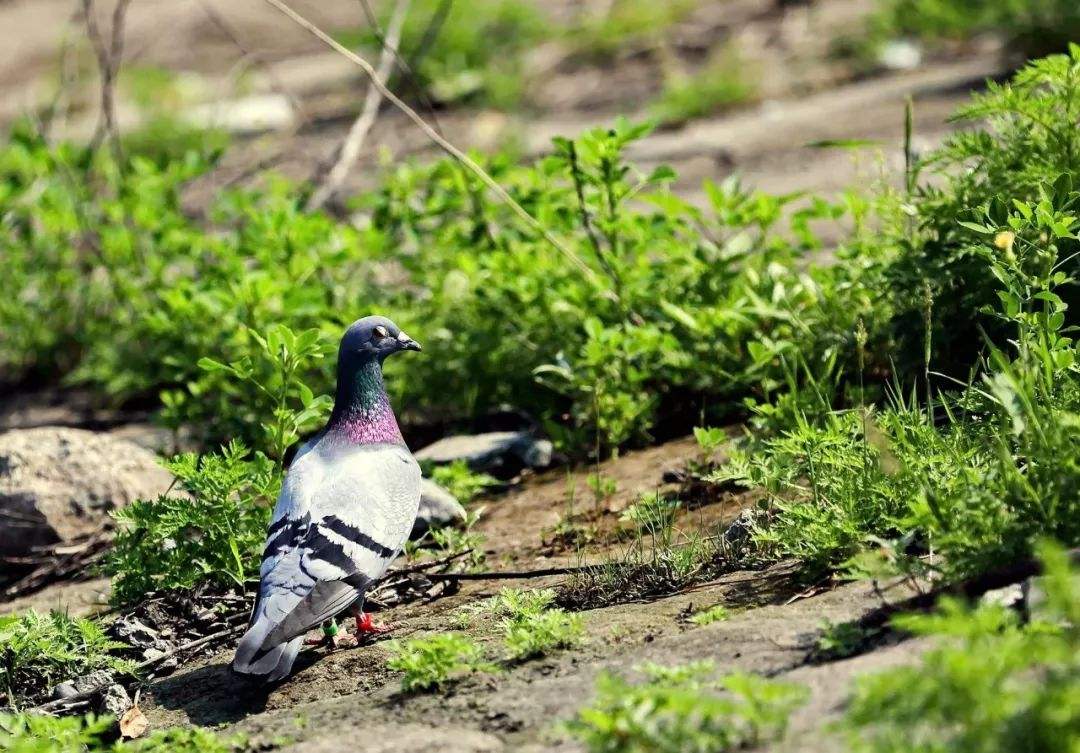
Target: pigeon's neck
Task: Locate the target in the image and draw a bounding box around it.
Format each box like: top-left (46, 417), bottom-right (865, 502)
top-left (327, 356), bottom-right (404, 446)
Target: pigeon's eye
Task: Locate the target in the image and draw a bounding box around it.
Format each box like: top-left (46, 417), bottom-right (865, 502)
top-left (373, 325), bottom-right (389, 339)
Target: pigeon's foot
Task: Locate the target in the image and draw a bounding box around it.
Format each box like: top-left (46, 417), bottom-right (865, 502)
top-left (355, 611), bottom-right (392, 635)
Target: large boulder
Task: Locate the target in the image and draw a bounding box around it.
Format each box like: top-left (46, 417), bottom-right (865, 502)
top-left (0, 427), bottom-right (174, 556)
top-left (411, 479), bottom-right (466, 540)
top-left (414, 431), bottom-right (552, 476)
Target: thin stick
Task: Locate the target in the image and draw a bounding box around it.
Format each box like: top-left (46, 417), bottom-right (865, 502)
top-left (82, 0), bottom-right (131, 160)
top-left (423, 565), bottom-right (593, 581)
top-left (307, 0), bottom-right (411, 211)
top-left (355, 0), bottom-right (444, 136)
top-left (387, 548), bottom-right (473, 577)
top-left (258, 0), bottom-right (597, 282)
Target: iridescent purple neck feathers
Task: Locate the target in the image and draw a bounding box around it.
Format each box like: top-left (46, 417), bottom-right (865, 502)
top-left (326, 356), bottom-right (404, 446)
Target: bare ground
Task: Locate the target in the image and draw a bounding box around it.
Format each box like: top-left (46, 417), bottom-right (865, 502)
top-left (130, 435), bottom-right (922, 752)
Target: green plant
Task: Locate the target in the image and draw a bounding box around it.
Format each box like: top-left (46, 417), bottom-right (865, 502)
top-left (619, 493), bottom-right (681, 540)
top-left (873, 47), bottom-right (1080, 382)
top-left (470, 587), bottom-right (557, 623)
top-left (866, 0), bottom-right (1080, 58)
top-left (107, 440), bottom-right (278, 604)
top-left (558, 529), bottom-right (719, 610)
top-left (649, 49), bottom-right (755, 126)
top-left (689, 604), bottom-right (730, 626)
top-left (196, 324), bottom-right (333, 465)
top-left (0, 714), bottom-right (114, 753)
top-left (844, 541), bottom-right (1079, 753)
top-left (385, 633), bottom-right (489, 693)
top-left (586, 472), bottom-right (618, 504)
top-left (567, 661), bottom-right (808, 753)
top-left (0, 713), bottom-right (240, 753)
top-left (504, 609), bottom-right (584, 662)
top-left (427, 460), bottom-right (498, 504)
top-left (0, 612), bottom-right (134, 707)
top-left (456, 587), bottom-right (583, 661)
top-left (692, 426), bottom-right (727, 455)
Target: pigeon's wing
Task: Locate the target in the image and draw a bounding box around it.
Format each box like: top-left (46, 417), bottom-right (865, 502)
top-left (233, 442), bottom-right (420, 677)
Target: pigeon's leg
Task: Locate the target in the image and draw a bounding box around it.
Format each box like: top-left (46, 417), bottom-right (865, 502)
top-left (351, 602), bottom-right (392, 635)
top-left (304, 619), bottom-right (357, 648)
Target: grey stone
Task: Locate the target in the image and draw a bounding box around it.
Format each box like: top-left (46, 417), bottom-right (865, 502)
top-left (98, 683), bottom-right (132, 717)
top-left (415, 432), bottom-right (552, 473)
top-left (69, 669), bottom-right (116, 694)
top-left (113, 615), bottom-right (165, 650)
top-left (411, 479), bottom-right (466, 540)
top-left (720, 509), bottom-right (761, 552)
top-left (0, 427), bottom-right (175, 556)
top-left (142, 647), bottom-right (178, 675)
top-left (980, 583), bottom-right (1023, 610)
top-left (51, 681), bottom-right (78, 700)
top-left (878, 39), bottom-right (922, 71)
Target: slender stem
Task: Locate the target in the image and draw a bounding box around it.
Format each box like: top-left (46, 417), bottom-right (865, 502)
top-left (307, 0), bottom-right (411, 210)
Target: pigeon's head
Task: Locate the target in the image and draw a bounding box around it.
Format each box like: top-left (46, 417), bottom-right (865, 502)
top-left (339, 315), bottom-right (421, 362)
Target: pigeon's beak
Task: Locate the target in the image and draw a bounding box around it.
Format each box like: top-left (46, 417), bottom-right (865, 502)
top-left (397, 331), bottom-right (422, 352)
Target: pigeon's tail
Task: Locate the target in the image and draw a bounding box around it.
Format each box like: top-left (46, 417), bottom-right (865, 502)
top-left (232, 619), bottom-right (302, 682)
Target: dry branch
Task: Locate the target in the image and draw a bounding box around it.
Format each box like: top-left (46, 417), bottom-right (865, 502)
top-left (82, 0), bottom-right (131, 159)
top-left (307, 0), bottom-right (412, 211)
top-left (258, 0), bottom-right (598, 283)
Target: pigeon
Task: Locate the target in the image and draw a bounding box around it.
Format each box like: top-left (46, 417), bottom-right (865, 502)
top-left (233, 316), bottom-right (422, 682)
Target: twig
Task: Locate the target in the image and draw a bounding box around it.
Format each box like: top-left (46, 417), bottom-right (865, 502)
top-left (82, 0), bottom-right (131, 160)
top-left (258, 0), bottom-right (598, 283)
top-left (386, 548), bottom-right (473, 577)
top-left (404, 0), bottom-right (451, 84)
top-left (423, 564), bottom-right (593, 581)
top-left (307, 0), bottom-right (412, 211)
top-left (355, 0), bottom-right (444, 136)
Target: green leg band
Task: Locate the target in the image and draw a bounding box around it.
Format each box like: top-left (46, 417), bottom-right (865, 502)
top-left (322, 620), bottom-right (339, 637)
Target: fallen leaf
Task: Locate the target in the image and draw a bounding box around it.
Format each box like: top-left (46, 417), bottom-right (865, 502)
top-left (119, 705), bottom-right (149, 739)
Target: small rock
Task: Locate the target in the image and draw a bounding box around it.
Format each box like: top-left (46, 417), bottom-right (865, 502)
top-left (411, 479), bottom-right (466, 539)
top-left (0, 427), bottom-right (175, 556)
top-left (186, 94), bottom-right (295, 134)
top-left (415, 432), bottom-right (552, 475)
top-left (720, 509), bottom-right (760, 551)
top-left (98, 684), bottom-right (132, 717)
top-left (70, 669), bottom-right (116, 695)
top-left (980, 583), bottom-right (1023, 609)
top-left (878, 39), bottom-right (922, 71)
top-left (662, 467), bottom-right (687, 484)
top-left (51, 681), bottom-right (78, 700)
top-left (142, 647), bottom-right (178, 675)
top-left (113, 616), bottom-right (164, 649)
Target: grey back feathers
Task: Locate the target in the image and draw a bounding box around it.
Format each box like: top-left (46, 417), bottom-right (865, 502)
top-left (233, 438), bottom-right (421, 681)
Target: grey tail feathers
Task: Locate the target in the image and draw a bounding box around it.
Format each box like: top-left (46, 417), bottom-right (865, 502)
top-left (233, 619), bottom-right (302, 682)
